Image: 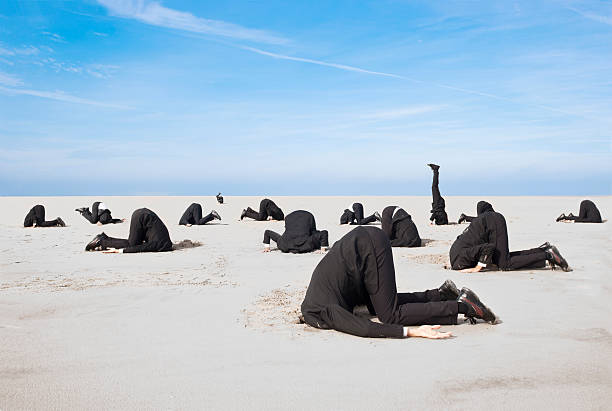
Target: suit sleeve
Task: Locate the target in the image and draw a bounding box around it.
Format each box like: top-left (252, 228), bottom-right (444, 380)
top-left (390, 238), bottom-right (403, 247)
top-left (319, 304), bottom-right (404, 338)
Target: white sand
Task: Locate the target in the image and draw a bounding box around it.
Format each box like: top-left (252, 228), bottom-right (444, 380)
top-left (1, 195), bottom-right (611, 410)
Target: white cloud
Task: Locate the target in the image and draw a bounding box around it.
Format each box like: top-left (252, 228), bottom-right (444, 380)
top-left (0, 45), bottom-right (14, 56)
top-left (0, 86), bottom-right (131, 109)
top-left (42, 32), bottom-right (66, 43)
top-left (0, 43), bottom-right (39, 56)
top-left (87, 63), bottom-right (120, 79)
top-left (241, 46), bottom-right (597, 120)
top-left (568, 7), bottom-right (612, 25)
top-left (0, 71), bottom-right (23, 87)
top-left (240, 45), bottom-right (405, 79)
top-left (97, 0), bottom-right (287, 44)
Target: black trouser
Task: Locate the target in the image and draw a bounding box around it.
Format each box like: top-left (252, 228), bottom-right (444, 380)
top-left (24, 205), bottom-right (59, 227)
top-left (450, 242), bottom-right (495, 270)
top-left (430, 170), bottom-right (448, 225)
top-left (81, 202), bottom-right (121, 225)
top-left (244, 199), bottom-right (273, 221)
top-left (81, 202), bottom-right (100, 224)
top-left (432, 169), bottom-right (443, 207)
top-left (367, 228), bottom-right (458, 325)
top-left (100, 210), bottom-right (149, 249)
top-left (353, 203), bottom-right (377, 225)
top-left (499, 247), bottom-right (547, 271)
top-left (179, 203), bottom-right (214, 225)
top-left (463, 215), bottom-right (477, 222)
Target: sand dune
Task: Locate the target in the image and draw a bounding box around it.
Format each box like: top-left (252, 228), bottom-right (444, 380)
top-left (1, 195), bottom-right (611, 409)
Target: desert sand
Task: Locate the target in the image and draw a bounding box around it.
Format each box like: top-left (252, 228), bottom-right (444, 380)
top-left (1, 195), bottom-right (611, 410)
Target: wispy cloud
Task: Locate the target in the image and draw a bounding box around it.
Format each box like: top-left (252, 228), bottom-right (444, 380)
top-left (0, 43), bottom-right (39, 56)
top-left (239, 45), bottom-right (404, 79)
top-left (0, 86), bottom-right (131, 109)
top-left (97, 0), bottom-right (288, 44)
top-left (365, 105), bottom-right (444, 119)
top-left (240, 46), bottom-right (602, 121)
top-left (0, 71), bottom-right (23, 87)
top-left (93, 31), bottom-right (109, 37)
top-left (568, 7), bottom-right (612, 25)
top-left (87, 63), bottom-right (120, 79)
top-left (42, 32), bottom-right (66, 43)
top-left (0, 45), bottom-right (13, 56)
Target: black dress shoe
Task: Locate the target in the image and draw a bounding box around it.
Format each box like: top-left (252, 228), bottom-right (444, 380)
top-left (546, 245), bottom-right (571, 272)
top-left (211, 210), bottom-right (221, 220)
top-left (85, 232), bottom-right (108, 251)
top-left (556, 213), bottom-right (566, 222)
top-left (427, 163), bottom-right (440, 171)
top-left (458, 213), bottom-right (467, 224)
top-left (56, 217), bottom-right (66, 227)
top-left (75, 207), bottom-right (88, 214)
top-left (457, 287), bottom-right (497, 324)
top-left (374, 211), bottom-right (382, 222)
top-left (240, 209), bottom-right (247, 220)
top-left (438, 279), bottom-right (460, 301)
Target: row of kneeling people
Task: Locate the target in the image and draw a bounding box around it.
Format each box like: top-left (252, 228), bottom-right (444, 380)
top-left (26, 198), bottom-right (578, 273)
top-left (21, 198), bottom-right (602, 340)
top-left (23, 199), bottom-right (601, 262)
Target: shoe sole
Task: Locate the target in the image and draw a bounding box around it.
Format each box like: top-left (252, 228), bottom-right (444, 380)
top-left (549, 246), bottom-right (570, 271)
top-left (460, 288), bottom-right (497, 324)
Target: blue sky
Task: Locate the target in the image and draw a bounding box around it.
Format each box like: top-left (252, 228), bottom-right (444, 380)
top-left (0, 0), bottom-right (610, 196)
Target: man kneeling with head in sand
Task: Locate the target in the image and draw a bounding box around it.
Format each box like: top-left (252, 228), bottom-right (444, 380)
top-left (300, 226), bottom-right (496, 339)
top-left (450, 201), bottom-right (571, 272)
top-left (263, 210), bottom-right (329, 254)
top-left (85, 208), bottom-right (172, 253)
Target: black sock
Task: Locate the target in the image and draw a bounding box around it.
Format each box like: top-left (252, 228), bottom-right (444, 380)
top-left (458, 302), bottom-right (470, 314)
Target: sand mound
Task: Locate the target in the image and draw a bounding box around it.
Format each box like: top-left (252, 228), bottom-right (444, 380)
top-left (405, 253), bottom-right (450, 265)
top-left (172, 239), bottom-right (203, 250)
top-left (243, 286), bottom-right (307, 332)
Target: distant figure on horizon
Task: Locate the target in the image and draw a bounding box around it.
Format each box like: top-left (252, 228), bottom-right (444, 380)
top-left (240, 198), bottom-right (284, 221)
top-left (263, 210), bottom-right (329, 253)
top-left (300, 226), bottom-right (497, 338)
top-left (216, 193), bottom-right (224, 204)
top-left (179, 203), bottom-right (221, 226)
top-left (450, 201), bottom-right (571, 272)
top-left (428, 164), bottom-right (448, 225)
top-left (556, 200), bottom-right (602, 223)
top-left (457, 200), bottom-right (494, 224)
top-left (381, 206), bottom-right (421, 247)
top-left (85, 208), bottom-right (172, 253)
top-left (75, 201), bottom-right (124, 225)
top-left (23, 205), bottom-right (65, 227)
top-left (340, 202), bottom-right (381, 225)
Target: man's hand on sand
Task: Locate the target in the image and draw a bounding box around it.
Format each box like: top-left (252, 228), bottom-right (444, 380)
top-left (102, 249), bottom-right (121, 254)
top-left (262, 247), bottom-right (271, 253)
top-left (408, 325), bottom-right (452, 339)
top-left (315, 247), bottom-right (328, 254)
top-left (460, 265), bottom-right (483, 273)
